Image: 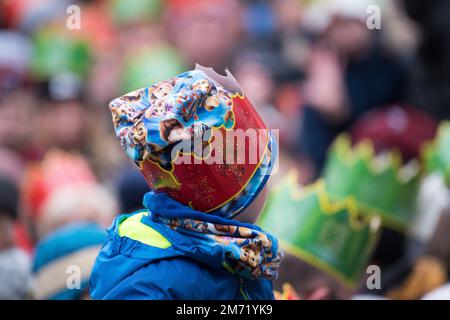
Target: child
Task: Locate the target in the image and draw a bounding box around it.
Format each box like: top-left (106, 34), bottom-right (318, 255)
top-left (90, 67), bottom-right (282, 300)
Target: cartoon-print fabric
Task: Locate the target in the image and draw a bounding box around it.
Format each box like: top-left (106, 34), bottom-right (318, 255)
top-left (145, 192), bottom-right (283, 280)
top-left (109, 70), bottom-right (234, 165)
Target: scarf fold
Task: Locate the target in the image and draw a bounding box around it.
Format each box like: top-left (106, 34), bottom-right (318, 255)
top-left (143, 192), bottom-right (282, 280)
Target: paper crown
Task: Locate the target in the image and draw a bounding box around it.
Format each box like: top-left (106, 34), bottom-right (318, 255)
top-left (258, 173), bottom-right (380, 287)
top-left (109, 65), bottom-right (276, 219)
top-left (323, 134), bottom-right (421, 232)
top-left (423, 121), bottom-right (450, 185)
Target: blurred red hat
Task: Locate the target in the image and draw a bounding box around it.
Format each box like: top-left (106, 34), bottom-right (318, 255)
top-left (351, 104), bottom-right (438, 161)
top-left (167, 0), bottom-right (238, 17)
top-left (22, 149), bottom-right (97, 219)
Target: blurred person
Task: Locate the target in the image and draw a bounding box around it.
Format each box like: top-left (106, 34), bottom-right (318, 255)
top-left (110, 0), bottom-right (164, 52)
top-left (87, 0), bottom-right (185, 103)
top-left (32, 80), bottom-right (123, 183)
top-left (76, 0), bottom-right (118, 104)
top-left (332, 105), bottom-right (438, 298)
top-left (233, 58), bottom-right (278, 127)
top-left (272, 81), bottom-right (304, 153)
top-left (166, 0), bottom-right (241, 70)
top-left (377, 0), bottom-right (419, 59)
top-left (90, 67), bottom-right (282, 300)
top-left (403, 0), bottom-right (450, 120)
top-left (36, 183), bottom-right (117, 240)
top-left (271, 0), bottom-right (309, 78)
top-left (0, 89), bottom-right (41, 162)
top-left (232, 0), bottom-right (309, 179)
top-left (30, 24), bottom-right (93, 152)
top-left (32, 223), bottom-right (107, 300)
top-left (21, 149), bottom-right (116, 242)
top-left (0, 30), bottom-right (40, 161)
top-left (239, 0), bottom-right (307, 83)
top-left (279, 104), bottom-right (437, 300)
top-left (34, 79), bottom-right (88, 151)
top-left (0, 175), bottom-right (33, 299)
top-left (299, 0), bottom-right (406, 176)
top-left (86, 0), bottom-right (185, 177)
top-left (351, 106), bottom-right (437, 272)
top-left (82, 109), bottom-right (130, 180)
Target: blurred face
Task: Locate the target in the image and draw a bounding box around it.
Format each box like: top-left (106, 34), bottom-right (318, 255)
top-left (40, 101), bottom-right (86, 149)
top-left (235, 62), bottom-right (274, 109)
top-left (0, 91), bottom-right (34, 149)
top-left (119, 23), bottom-right (164, 52)
top-left (325, 17), bottom-right (372, 57)
top-left (273, 0), bottom-right (304, 32)
top-left (169, 5), bottom-right (240, 68)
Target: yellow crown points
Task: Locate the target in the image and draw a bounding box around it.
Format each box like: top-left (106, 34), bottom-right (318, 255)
top-left (258, 174), bottom-right (380, 287)
top-left (423, 121), bottom-right (450, 185)
top-left (324, 134), bottom-right (422, 232)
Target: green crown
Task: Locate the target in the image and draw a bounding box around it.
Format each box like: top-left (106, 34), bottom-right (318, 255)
top-left (423, 121), bottom-right (450, 186)
top-left (323, 135), bottom-right (421, 232)
top-left (258, 173), bottom-right (380, 287)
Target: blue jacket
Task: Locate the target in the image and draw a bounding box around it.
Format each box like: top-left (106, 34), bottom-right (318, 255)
top-left (89, 210), bottom-right (274, 300)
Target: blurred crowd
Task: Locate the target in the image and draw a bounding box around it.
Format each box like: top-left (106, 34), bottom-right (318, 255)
top-left (1, 0), bottom-right (450, 300)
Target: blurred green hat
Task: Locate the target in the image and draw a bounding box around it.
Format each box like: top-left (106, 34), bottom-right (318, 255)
top-left (109, 0), bottom-right (162, 26)
top-left (120, 45), bottom-right (185, 94)
top-left (258, 173), bottom-right (380, 287)
top-left (323, 134), bottom-right (421, 232)
top-left (31, 27), bottom-right (92, 80)
top-left (423, 121), bottom-right (450, 186)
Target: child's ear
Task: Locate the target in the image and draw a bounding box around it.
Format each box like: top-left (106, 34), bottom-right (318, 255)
top-left (235, 186), bottom-right (268, 224)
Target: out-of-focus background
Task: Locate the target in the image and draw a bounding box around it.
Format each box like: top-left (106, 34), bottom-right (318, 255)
top-left (1, 0), bottom-right (450, 300)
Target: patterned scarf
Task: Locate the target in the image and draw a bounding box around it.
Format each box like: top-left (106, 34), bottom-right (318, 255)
top-left (144, 192), bottom-right (283, 280)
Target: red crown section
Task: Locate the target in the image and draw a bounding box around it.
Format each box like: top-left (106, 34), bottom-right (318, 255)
top-left (139, 94), bottom-right (269, 212)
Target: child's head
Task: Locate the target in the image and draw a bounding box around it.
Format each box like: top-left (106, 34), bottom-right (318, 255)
top-left (109, 66), bottom-right (277, 220)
